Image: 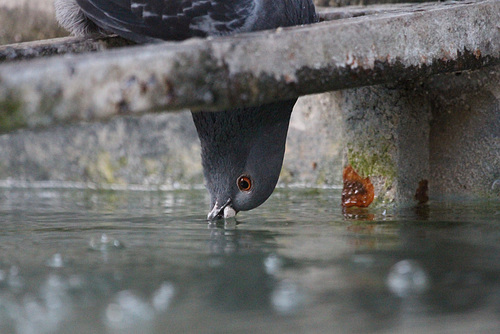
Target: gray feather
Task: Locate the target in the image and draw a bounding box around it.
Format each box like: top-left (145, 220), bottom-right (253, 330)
top-left (54, 0), bottom-right (106, 36)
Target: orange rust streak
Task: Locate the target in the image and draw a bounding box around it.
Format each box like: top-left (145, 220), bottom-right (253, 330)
top-left (342, 165), bottom-right (375, 208)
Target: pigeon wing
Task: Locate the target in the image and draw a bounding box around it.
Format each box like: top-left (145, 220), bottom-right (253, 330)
top-left (75, 0), bottom-right (258, 43)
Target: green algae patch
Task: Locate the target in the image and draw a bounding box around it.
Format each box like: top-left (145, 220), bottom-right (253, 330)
top-left (84, 151), bottom-right (121, 184)
top-left (0, 98), bottom-right (27, 133)
top-left (347, 145), bottom-right (396, 184)
top-left (347, 145), bottom-right (398, 206)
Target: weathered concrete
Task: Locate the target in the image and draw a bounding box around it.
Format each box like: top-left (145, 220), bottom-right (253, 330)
top-left (283, 93), bottom-right (345, 187)
top-left (339, 65), bottom-right (500, 202)
top-left (0, 112), bottom-right (203, 188)
top-left (426, 67), bottom-right (500, 197)
top-left (317, 1), bottom-right (438, 20)
top-left (0, 0), bottom-right (498, 133)
top-left (315, 0), bottom-right (432, 6)
top-left (0, 36), bottom-right (133, 62)
top-left (339, 84), bottom-right (431, 205)
top-left (0, 95), bottom-right (345, 190)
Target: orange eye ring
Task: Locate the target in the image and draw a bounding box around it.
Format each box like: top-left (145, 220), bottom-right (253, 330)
top-left (237, 175), bottom-right (252, 192)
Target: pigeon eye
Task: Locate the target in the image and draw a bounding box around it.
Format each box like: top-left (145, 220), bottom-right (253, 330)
top-left (237, 175), bottom-right (252, 192)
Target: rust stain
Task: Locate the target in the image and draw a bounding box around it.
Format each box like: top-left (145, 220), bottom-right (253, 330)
top-left (473, 49), bottom-right (481, 59)
top-left (440, 48), bottom-right (454, 62)
top-left (139, 81), bottom-right (148, 95)
top-left (342, 165), bottom-right (375, 208)
top-left (346, 53), bottom-right (358, 68)
top-left (414, 179), bottom-right (429, 204)
top-left (163, 77), bottom-right (176, 101)
top-left (283, 74), bottom-right (296, 84)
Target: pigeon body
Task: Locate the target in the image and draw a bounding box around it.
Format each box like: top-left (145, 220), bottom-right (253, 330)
top-left (54, 0), bottom-right (317, 219)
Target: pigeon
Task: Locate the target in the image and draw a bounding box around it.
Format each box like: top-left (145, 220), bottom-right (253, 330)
top-left (54, 0), bottom-right (318, 220)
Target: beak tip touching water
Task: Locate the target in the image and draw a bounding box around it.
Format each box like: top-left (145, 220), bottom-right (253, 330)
top-left (207, 200), bottom-right (237, 221)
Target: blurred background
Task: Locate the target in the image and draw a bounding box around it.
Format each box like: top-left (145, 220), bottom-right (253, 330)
top-left (0, 0), bottom-right (67, 44)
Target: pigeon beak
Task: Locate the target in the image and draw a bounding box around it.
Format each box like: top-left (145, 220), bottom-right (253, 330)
top-left (207, 199), bottom-right (237, 221)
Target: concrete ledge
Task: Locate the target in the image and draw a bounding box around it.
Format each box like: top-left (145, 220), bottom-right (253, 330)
top-left (0, 36), bottom-right (134, 62)
top-left (0, 0), bottom-right (498, 133)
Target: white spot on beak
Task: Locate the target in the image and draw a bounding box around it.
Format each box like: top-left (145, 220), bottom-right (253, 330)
top-left (207, 199), bottom-right (236, 221)
top-left (223, 206), bottom-right (237, 219)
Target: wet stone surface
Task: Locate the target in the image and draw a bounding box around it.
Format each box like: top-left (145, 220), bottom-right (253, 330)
top-left (0, 186), bottom-right (499, 333)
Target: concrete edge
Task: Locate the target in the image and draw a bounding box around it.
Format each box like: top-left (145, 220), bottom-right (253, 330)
top-left (0, 0), bottom-right (498, 133)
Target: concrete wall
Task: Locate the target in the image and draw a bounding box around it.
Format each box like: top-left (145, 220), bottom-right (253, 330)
top-left (0, 112), bottom-right (204, 188)
top-left (427, 67), bottom-right (500, 197)
top-left (0, 93), bottom-right (344, 189)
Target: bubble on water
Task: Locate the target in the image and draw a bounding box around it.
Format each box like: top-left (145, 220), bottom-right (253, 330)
top-left (18, 296), bottom-right (49, 334)
top-left (16, 296), bottom-right (69, 334)
top-left (89, 234), bottom-right (124, 252)
top-left (152, 282), bottom-right (175, 312)
top-left (271, 280), bottom-right (305, 315)
top-left (105, 290), bottom-right (154, 331)
top-left (46, 253), bottom-right (64, 268)
top-left (40, 275), bottom-right (70, 312)
top-left (264, 254), bottom-right (284, 275)
top-left (18, 277), bottom-right (71, 334)
top-left (8, 266), bottom-right (24, 290)
top-left (386, 260), bottom-right (429, 297)
top-left (0, 273), bottom-right (75, 334)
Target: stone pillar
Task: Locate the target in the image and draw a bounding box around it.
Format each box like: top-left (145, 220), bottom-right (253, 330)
top-left (282, 93), bottom-right (344, 187)
top-left (339, 84), bottom-right (431, 206)
top-left (427, 66), bottom-right (500, 198)
top-left (323, 65), bottom-right (499, 204)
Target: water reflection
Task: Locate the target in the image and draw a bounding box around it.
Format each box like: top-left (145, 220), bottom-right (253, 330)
top-left (205, 220), bottom-right (306, 314)
top-left (341, 220), bottom-right (500, 332)
top-left (0, 187), bottom-right (498, 333)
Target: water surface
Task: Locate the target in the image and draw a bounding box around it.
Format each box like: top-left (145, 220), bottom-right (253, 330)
top-left (0, 187), bottom-right (499, 333)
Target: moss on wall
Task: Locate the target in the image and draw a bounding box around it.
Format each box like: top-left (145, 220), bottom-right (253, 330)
top-left (0, 96), bottom-right (26, 132)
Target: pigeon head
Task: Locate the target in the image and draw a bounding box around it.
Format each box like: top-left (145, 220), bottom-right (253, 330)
top-left (192, 100), bottom-right (295, 220)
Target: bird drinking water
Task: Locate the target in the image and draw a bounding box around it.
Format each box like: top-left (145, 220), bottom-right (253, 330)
top-left (54, 0), bottom-right (317, 220)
